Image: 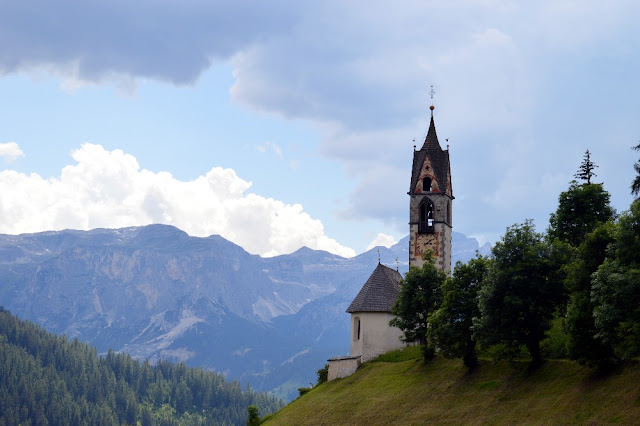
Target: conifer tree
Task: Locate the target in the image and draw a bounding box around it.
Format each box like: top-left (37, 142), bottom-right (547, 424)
top-left (574, 149), bottom-right (597, 184)
top-left (631, 143), bottom-right (640, 197)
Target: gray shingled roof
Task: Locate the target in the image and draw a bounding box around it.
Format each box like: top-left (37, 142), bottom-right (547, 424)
top-left (409, 113), bottom-right (452, 196)
top-left (346, 263), bottom-right (403, 313)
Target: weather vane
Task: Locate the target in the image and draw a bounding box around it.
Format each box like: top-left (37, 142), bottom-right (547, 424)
top-left (396, 257), bottom-right (399, 272)
top-left (429, 85), bottom-right (435, 102)
top-left (377, 248), bottom-right (381, 264)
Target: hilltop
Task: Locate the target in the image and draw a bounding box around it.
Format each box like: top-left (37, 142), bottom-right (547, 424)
top-left (265, 347), bottom-right (640, 425)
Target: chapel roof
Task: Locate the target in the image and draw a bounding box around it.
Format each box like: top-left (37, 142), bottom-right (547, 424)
top-left (346, 263), bottom-right (403, 313)
top-left (409, 109), bottom-right (451, 196)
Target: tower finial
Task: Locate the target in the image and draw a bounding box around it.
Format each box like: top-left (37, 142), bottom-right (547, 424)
top-left (396, 257), bottom-right (399, 272)
top-left (377, 248), bottom-right (380, 264)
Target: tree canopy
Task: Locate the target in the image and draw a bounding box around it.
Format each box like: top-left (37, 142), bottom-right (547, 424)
top-left (591, 200), bottom-right (640, 360)
top-left (548, 181), bottom-right (614, 247)
top-left (429, 255), bottom-right (490, 369)
top-left (390, 255), bottom-right (445, 361)
top-left (475, 221), bottom-right (569, 368)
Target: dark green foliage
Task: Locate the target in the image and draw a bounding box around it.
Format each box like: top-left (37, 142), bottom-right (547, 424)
top-left (574, 149), bottom-right (598, 184)
top-left (316, 364), bottom-right (328, 385)
top-left (475, 221), bottom-right (569, 369)
top-left (297, 387), bottom-right (312, 397)
top-left (540, 317), bottom-right (569, 359)
top-left (390, 256), bottom-right (445, 361)
top-left (632, 143), bottom-right (640, 197)
top-left (548, 181), bottom-right (614, 247)
top-left (246, 405), bottom-right (260, 426)
top-left (0, 307), bottom-right (284, 425)
top-left (565, 222), bottom-right (616, 366)
top-left (592, 200), bottom-right (640, 359)
top-left (429, 255), bottom-right (490, 369)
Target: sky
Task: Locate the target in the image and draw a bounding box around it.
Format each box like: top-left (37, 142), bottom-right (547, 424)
top-left (0, 0), bottom-right (639, 257)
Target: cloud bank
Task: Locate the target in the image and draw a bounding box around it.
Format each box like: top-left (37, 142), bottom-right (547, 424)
top-left (1, 1), bottom-right (639, 242)
top-left (0, 144), bottom-right (355, 258)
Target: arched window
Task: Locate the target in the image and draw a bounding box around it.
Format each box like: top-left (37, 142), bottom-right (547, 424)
top-left (353, 316), bottom-right (361, 341)
top-left (422, 177), bottom-right (432, 192)
top-left (419, 199), bottom-right (435, 234)
top-left (447, 201), bottom-right (451, 224)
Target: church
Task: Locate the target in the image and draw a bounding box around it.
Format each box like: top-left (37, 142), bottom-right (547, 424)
top-left (327, 103), bottom-right (453, 381)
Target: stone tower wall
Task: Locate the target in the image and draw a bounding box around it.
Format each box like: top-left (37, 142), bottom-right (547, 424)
top-left (408, 194), bottom-right (452, 273)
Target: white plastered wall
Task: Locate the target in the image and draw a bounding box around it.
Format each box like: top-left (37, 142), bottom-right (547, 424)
top-left (349, 312), bottom-right (405, 362)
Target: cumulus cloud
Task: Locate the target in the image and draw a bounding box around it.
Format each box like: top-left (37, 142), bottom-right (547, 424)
top-left (0, 144), bottom-right (355, 258)
top-left (365, 233), bottom-right (398, 251)
top-left (0, 142), bottom-right (25, 162)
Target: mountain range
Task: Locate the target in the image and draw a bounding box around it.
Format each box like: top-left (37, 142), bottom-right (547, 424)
top-left (0, 224), bottom-right (490, 400)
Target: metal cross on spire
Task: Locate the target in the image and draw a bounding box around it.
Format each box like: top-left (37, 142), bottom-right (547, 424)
top-left (429, 85), bottom-right (436, 115)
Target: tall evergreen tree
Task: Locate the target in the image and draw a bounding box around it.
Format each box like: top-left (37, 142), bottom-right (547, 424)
top-left (632, 143), bottom-right (640, 197)
top-left (574, 149), bottom-right (598, 184)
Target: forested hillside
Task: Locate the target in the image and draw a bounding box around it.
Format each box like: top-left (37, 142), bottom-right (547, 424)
top-left (0, 308), bottom-right (284, 425)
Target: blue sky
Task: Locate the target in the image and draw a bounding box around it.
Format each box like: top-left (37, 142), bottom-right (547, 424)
top-left (1, 1), bottom-right (639, 256)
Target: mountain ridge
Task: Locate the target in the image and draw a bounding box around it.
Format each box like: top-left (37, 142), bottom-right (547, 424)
top-left (0, 224), bottom-right (490, 400)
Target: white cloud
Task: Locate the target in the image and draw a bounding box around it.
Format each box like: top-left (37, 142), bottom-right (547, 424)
top-left (0, 142), bottom-right (25, 162)
top-left (366, 233), bottom-right (397, 251)
top-left (0, 143), bottom-right (355, 258)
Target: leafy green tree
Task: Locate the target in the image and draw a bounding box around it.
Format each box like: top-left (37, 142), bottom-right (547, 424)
top-left (592, 200), bottom-right (640, 359)
top-left (548, 181), bottom-right (614, 247)
top-left (429, 255), bottom-right (490, 369)
top-left (247, 405), bottom-right (260, 426)
top-left (631, 143), bottom-right (640, 197)
top-left (390, 256), bottom-right (445, 361)
top-left (475, 221), bottom-right (569, 369)
top-left (316, 364), bottom-right (328, 385)
top-left (564, 222), bottom-right (616, 366)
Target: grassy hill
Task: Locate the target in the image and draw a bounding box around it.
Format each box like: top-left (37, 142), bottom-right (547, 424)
top-left (264, 347), bottom-right (640, 425)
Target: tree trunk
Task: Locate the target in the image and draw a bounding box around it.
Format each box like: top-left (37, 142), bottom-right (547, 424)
top-left (527, 338), bottom-right (542, 370)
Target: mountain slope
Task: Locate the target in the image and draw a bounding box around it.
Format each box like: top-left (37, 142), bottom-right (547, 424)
top-left (0, 307), bottom-right (283, 426)
top-left (0, 225), bottom-right (490, 400)
top-left (266, 348), bottom-right (640, 425)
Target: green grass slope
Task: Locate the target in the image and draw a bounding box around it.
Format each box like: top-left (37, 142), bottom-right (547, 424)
top-left (265, 347), bottom-right (640, 425)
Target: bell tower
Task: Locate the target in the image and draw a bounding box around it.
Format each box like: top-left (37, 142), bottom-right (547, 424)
top-left (408, 104), bottom-right (453, 273)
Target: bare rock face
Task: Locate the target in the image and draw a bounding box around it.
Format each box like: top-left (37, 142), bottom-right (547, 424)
top-left (0, 225), bottom-right (487, 400)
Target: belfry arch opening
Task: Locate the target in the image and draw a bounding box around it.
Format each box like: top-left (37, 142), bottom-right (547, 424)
top-left (419, 199), bottom-right (435, 234)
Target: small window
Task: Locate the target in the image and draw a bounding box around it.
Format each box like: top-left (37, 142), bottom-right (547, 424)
top-left (353, 317), bottom-right (361, 341)
top-left (422, 177), bottom-right (432, 192)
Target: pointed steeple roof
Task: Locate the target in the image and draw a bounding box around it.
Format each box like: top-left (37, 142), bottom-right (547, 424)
top-left (421, 110), bottom-right (442, 151)
top-left (409, 106), bottom-right (451, 196)
top-left (346, 263), bottom-right (402, 313)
